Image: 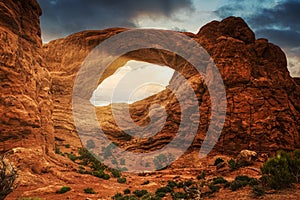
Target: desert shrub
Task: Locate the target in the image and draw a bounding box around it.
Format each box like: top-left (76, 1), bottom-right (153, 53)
top-left (124, 189), bottom-right (131, 194)
top-left (54, 145), bottom-right (61, 154)
top-left (230, 180), bottom-right (248, 191)
top-left (212, 177), bottom-right (228, 184)
top-left (112, 193), bottom-right (123, 200)
top-left (224, 181), bottom-right (231, 188)
top-left (117, 177), bottom-right (126, 183)
top-left (133, 189), bottom-right (148, 197)
top-left (86, 139), bottom-right (95, 149)
top-left (196, 172), bottom-right (206, 180)
top-left (92, 170), bottom-right (110, 180)
top-left (153, 153), bottom-right (175, 170)
top-left (167, 180), bottom-right (177, 188)
top-left (261, 150), bottom-right (300, 189)
top-left (253, 185), bottom-right (265, 196)
top-left (56, 186), bottom-right (71, 194)
top-left (68, 153), bottom-right (77, 162)
top-left (111, 168), bottom-right (121, 178)
top-left (172, 192), bottom-right (188, 199)
top-left (102, 173), bottom-right (110, 180)
top-left (0, 155), bottom-right (17, 200)
top-left (248, 178), bottom-right (259, 186)
top-left (124, 196), bottom-right (139, 200)
top-left (184, 180), bottom-right (194, 187)
top-left (120, 158), bottom-right (125, 165)
top-left (65, 144), bottom-right (70, 148)
top-left (214, 158), bottom-right (224, 166)
top-left (176, 182), bottom-right (184, 188)
top-left (141, 180), bottom-right (150, 185)
top-left (228, 159), bottom-right (239, 171)
top-left (84, 187), bottom-right (95, 194)
top-left (208, 184), bottom-right (220, 193)
top-left (156, 186), bottom-right (173, 193)
top-left (155, 192), bottom-right (166, 198)
top-left (141, 193), bottom-right (161, 200)
top-left (112, 158), bottom-right (118, 166)
top-left (235, 175), bottom-right (251, 182)
top-left (155, 186), bottom-right (173, 198)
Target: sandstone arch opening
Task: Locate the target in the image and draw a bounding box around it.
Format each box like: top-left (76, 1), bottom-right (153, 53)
top-left (90, 60), bottom-right (175, 106)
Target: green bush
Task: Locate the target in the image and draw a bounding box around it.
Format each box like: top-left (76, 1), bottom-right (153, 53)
top-left (176, 182), bottom-right (184, 188)
top-left (235, 175), bottom-right (251, 182)
top-left (141, 193), bottom-right (161, 200)
top-left (172, 192), bottom-right (187, 199)
top-left (84, 187), bottom-right (95, 194)
top-left (117, 177), bottom-right (126, 183)
top-left (86, 140), bottom-right (96, 149)
top-left (230, 180), bottom-right (248, 191)
top-left (56, 186), bottom-right (71, 194)
top-left (112, 193), bottom-right (123, 200)
top-left (253, 185), bottom-right (265, 196)
top-left (54, 145), bottom-right (61, 154)
top-left (155, 192), bottom-right (166, 198)
top-left (212, 177), bottom-right (228, 184)
top-left (141, 180), bottom-right (150, 185)
top-left (167, 180), bottom-right (177, 188)
top-left (92, 170), bottom-right (110, 180)
top-left (228, 159), bottom-right (239, 171)
top-left (124, 189), bottom-right (131, 194)
top-left (153, 153), bottom-right (175, 170)
top-left (261, 150), bottom-right (300, 189)
top-left (248, 178), bottom-right (259, 186)
top-left (156, 186), bottom-right (173, 194)
top-left (197, 172), bottom-right (206, 180)
top-left (133, 189), bottom-right (148, 197)
top-left (102, 173), bottom-right (110, 180)
top-left (68, 153), bottom-right (77, 162)
top-left (120, 158), bottom-right (125, 165)
top-left (208, 184), bottom-right (220, 193)
top-left (184, 180), bottom-right (194, 187)
top-left (214, 158), bottom-right (224, 166)
top-left (111, 168), bottom-right (121, 178)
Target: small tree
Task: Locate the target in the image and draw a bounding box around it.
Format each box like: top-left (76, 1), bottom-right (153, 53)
top-left (0, 154), bottom-right (17, 200)
top-left (261, 150), bottom-right (300, 189)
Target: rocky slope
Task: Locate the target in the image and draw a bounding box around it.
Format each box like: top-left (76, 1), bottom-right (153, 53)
top-left (44, 17), bottom-right (300, 157)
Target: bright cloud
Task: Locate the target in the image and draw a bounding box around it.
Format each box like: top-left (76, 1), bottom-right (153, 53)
top-left (90, 60), bottom-right (174, 106)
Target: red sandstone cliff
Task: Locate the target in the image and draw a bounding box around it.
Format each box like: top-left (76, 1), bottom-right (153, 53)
top-left (43, 18), bottom-right (300, 156)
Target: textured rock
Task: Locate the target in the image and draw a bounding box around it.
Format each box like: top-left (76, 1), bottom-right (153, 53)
top-left (0, 0), bottom-right (79, 190)
top-left (43, 29), bottom-right (127, 148)
top-left (43, 17), bottom-right (300, 156)
top-left (0, 0), bottom-right (54, 153)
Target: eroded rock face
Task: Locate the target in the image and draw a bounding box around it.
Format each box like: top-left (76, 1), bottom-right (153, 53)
top-left (0, 0), bottom-right (54, 153)
top-left (44, 17), bottom-right (300, 155)
top-left (43, 29), bottom-right (127, 148)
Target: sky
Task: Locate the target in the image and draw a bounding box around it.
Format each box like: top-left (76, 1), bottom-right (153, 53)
top-left (90, 61), bottom-right (174, 106)
top-left (37, 0), bottom-right (300, 104)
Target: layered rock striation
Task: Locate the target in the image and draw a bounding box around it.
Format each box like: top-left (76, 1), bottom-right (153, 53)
top-left (44, 17), bottom-right (300, 155)
top-left (0, 0), bottom-right (54, 153)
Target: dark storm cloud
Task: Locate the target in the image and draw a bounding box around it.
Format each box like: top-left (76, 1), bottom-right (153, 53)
top-left (248, 0), bottom-right (300, 31)
top-left (255, 29), bottom-right (300, 49)
top-left (37, 0), bottom-right (194, 42)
